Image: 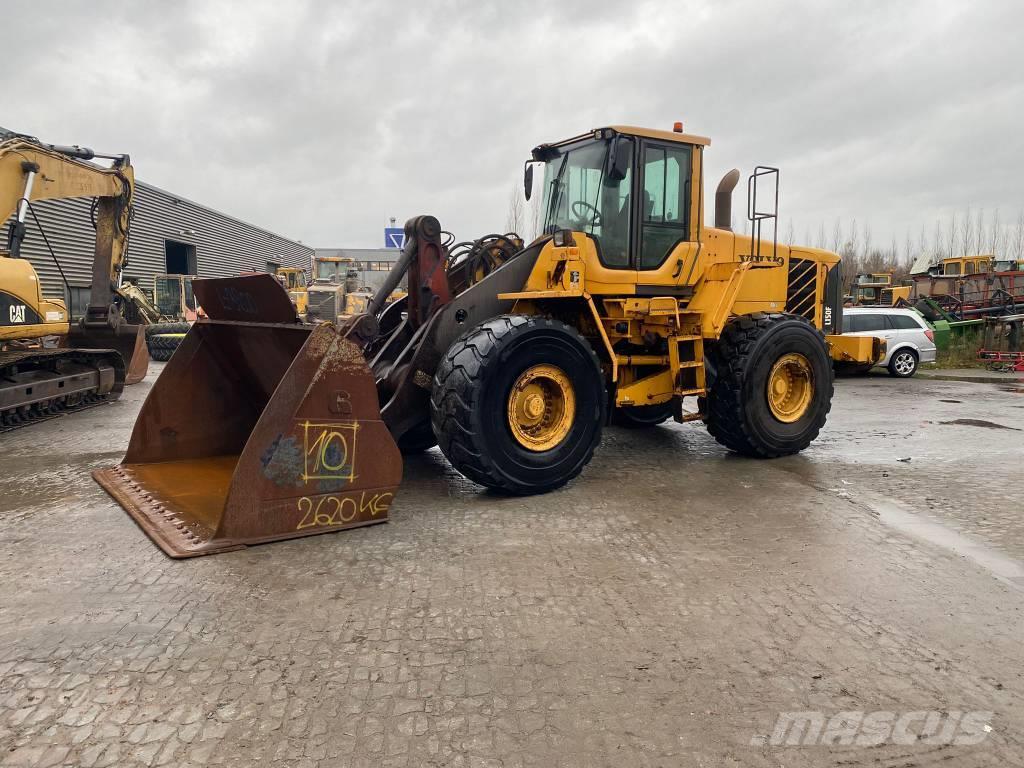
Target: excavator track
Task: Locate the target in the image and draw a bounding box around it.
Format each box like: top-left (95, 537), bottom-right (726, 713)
top-left (0, 348), bottom-right (126, 432)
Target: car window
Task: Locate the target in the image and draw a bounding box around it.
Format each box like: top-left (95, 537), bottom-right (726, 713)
top-left (852, 314), bottom-right (885, 332)
top-left (889, 314), bottom-right (922, 330)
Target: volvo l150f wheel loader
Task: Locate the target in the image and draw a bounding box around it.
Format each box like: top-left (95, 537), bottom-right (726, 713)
top-left (1, 128), bottom-right (149, 429)
top-left (95, 124), bottom-right (883, 557)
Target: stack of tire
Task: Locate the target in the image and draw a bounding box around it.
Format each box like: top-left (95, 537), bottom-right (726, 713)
top-left (145, 322), bottom-right (190, 362)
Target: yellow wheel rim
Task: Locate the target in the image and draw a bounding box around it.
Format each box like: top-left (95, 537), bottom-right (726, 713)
top-left (766, 352), bottom-right (814, 423)
top-left (507, 364), bottom-right (576, 451)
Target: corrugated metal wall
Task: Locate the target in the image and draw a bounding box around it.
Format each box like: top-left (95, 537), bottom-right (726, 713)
top-left (6, 181), bottom-right (313, 311)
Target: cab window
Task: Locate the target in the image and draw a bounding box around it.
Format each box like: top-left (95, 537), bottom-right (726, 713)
top-left (639, 144), bottom-right (691, 269)
top-left (543, 139), bottom-right (634, 267)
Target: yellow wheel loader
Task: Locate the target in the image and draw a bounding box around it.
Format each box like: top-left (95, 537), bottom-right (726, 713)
top-left (274, 266), bottom-right (309, 317)
top-left (1, 128), bottom-right (148, 429)
top-left (95, 124), bottom-right (883, 557)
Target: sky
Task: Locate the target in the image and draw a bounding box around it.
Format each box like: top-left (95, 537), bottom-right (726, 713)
top-left (4, 0), bottom-right (1023, 253)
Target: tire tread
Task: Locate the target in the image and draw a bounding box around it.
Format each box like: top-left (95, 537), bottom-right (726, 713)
top-left (705, 312), bottom-right (834, 457)
top-left (430, 314), bottom-right (603, 494)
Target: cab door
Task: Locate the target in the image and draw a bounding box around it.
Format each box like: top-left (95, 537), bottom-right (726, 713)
top-left (632, 140), bottom-right (699, 294)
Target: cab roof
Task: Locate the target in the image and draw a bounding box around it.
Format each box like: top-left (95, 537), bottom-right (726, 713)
top-left (535, 125), bottom-right (711, 158)
top-left (606, 125), bottom-right (711, 147)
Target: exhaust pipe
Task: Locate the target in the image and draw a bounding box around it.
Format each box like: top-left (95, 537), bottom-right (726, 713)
top-left (714, 169), bottom-right (741, 231)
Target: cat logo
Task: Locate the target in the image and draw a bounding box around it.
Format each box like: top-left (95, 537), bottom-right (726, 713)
top-left (9, 305), bottom-right (26, 324)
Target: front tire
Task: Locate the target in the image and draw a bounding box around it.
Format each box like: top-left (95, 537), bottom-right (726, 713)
top-left (705, 313), bottom-right (833, 457)
top-left (431, 315), bottom-right (606, 494)
top-left (888, 348), bottom-right (918, 377)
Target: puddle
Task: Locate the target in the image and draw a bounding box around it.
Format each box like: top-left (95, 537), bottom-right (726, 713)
top-left (872, 498), bottom-right (1024, 589)
top-left (939, 418), bottom-right (1020, 431)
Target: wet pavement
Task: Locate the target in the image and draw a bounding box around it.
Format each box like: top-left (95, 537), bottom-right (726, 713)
top-left (1, 365), bottom-right (1022, 767)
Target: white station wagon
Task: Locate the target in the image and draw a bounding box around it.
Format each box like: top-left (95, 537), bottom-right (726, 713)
top-left (842, 307), bottom-right (937, 377)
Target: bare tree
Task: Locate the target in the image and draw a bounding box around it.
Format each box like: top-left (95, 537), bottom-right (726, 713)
top-left (947, 212), bottom-right (959, 259)
top-left (1012, 210), bottom-right (1024, 260)
top-left (976, 208), bottom-right (986, 255)
top-left (831, 219), bottom-right (842, 253)
top-left (958, 207), bottom-right (971, 256)
top-left (506, 183), bottom-right (524, 235)
top-left (528, 195), bottom-right (543, 242)
top-left (816, 222), bottom-right (826, 249)
top-left (986, 208), bottom-right (1003, 255)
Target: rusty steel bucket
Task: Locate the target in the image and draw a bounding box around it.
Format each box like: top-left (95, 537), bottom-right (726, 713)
top-left (94, 274), bottom-right (402, 558)
top-left (68, 320), bottom-right (149, 384)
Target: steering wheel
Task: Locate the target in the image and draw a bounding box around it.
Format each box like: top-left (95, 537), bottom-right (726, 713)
top-left (571, 200), bottom-right (602, 228)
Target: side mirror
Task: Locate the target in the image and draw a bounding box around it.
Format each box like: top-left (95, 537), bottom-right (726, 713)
top-left (524, 163), bottom-right (534, 201)
top-left (606, 136), bottom-right (630, 183)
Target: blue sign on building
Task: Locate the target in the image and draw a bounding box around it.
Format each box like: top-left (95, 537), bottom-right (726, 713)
top-left (384, 227), bottom-right (405, 249)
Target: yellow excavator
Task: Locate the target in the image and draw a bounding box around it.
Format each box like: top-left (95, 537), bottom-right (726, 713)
top-left (1, 129), bottom-right (148, 429)
top-left (95, 123), bottom-right (883, 557)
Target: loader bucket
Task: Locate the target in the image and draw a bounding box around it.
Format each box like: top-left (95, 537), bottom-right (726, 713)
top-left (93, 274), bottom-right (402, 558)
top-left (68, 320), bottom-right (149, 384)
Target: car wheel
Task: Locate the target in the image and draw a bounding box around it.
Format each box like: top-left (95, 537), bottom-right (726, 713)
top-left (888, 349), bottom-right (918, 377)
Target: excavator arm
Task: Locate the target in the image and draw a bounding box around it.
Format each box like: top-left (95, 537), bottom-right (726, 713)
top-left (1, 129), bottom-right (134, 299)
top-left (0, 129), bottom-right (147, 383)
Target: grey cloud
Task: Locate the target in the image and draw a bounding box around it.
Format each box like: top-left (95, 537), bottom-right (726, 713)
top-left (3, 0), bottom-right (1021, 251)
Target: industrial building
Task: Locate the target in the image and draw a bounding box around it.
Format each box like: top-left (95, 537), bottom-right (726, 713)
top-left (10, 180), bottom-right (313, 318)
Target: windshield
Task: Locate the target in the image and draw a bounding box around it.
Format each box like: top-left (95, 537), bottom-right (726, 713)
top-left (316, 261), bottom-right (342, 280)
top-left (541, 139), bottom-right (633, 266)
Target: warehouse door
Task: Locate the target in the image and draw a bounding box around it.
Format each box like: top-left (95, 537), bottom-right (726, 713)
top-left (165, 240), bottom-right (197, 274)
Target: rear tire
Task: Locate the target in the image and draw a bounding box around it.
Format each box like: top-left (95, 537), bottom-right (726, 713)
top-left (396, 420), bottom-right (437, 454)
top-left (145, 321), bottom-right (190, 338)
top-left (431, 315), bottom-right (606, 494)
top-left (146, 333), bottom-right (186, 362)
top-left (887, 348), bottom-right (918, 377)
top-left (705, 312), bottom-right (833, 457)
top-left (613, 402), bottom-right (673, 428)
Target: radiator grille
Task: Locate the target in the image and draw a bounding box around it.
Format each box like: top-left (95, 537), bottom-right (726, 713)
top-left (786, 258), bottom-right (818, 321)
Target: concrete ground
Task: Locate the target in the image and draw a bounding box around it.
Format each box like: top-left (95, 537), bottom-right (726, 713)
top-left (1, 365), bottom-right (1022, 767)
top-left (916, 367), bottom-right (1024, 385)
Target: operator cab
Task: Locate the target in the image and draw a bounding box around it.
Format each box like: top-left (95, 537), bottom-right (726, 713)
top-left (526, 125), bottom-right (709, 272)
